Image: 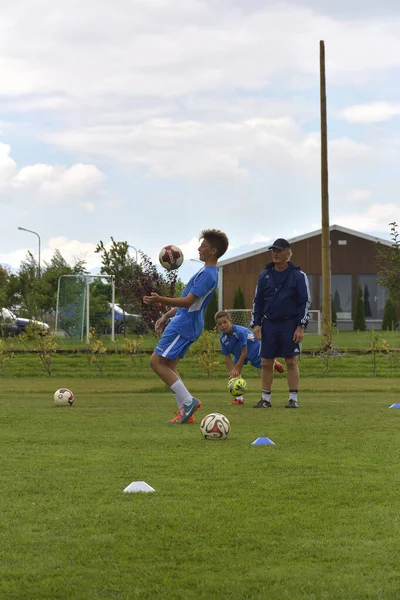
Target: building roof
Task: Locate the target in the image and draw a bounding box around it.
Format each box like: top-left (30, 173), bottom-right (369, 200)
top-left (218, 224), bottom-right (393, 267)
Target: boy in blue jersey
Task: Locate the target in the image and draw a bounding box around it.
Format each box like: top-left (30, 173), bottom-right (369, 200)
top-left (215, 311), bottom-right (284, 405)
top-left (143, 229), bottom-right (229, 424)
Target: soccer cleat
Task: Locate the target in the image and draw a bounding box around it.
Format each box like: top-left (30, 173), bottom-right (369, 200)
top-left (285, 399), bottom-right (298, 408)
top-left (273, 360), bottom-right (284, 373)
top-left (253, 399), bottom-right (272, 408)
top-left (166, 409), bottom-right (196, 424)
top-left (177, 398), bottom-right (202, 424)
top-left (229, 399), bottom-right (244, 405)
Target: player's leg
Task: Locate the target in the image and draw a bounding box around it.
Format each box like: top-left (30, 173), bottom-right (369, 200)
top-left (151, 331), bottom-right (201, 423)
top-left (253, 321), bottom-right (276, 408)
top-left (284, 356), bottom-right (300, 408)
top-left (279, 319), bottom-right (301, 408)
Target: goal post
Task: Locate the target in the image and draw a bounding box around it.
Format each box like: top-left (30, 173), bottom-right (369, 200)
top-left (56, 275), bottom-right (115, 342)
top-left (225, 309), bottom-right (321, 335)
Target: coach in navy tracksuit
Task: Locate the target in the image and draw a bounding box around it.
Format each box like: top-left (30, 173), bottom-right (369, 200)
top-left (251, 238), bottom-right (310, 409)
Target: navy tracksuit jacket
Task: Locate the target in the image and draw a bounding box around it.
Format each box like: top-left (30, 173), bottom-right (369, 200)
top-left (251, 262), bottom-right (311, 328)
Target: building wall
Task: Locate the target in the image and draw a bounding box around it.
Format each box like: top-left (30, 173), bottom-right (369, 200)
top-left (221, 230), bottom-right (382, 313)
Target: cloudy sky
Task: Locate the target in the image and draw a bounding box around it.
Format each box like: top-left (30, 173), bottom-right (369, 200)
top-left (1, 0), bottom-right (399, 280)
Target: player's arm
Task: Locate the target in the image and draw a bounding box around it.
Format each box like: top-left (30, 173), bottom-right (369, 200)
top-left (143, 292), bottom-right (198, 308)
top-left (223, 354), bottom-right (235, 374)
top-left (154, 307), bottom-right (178, 333)
top-left (230, 346), bottom-right (247, 378)
top-left (250, 276), bottom-right (264, 339)
top-left (293, 272), bottom-right (311, 343)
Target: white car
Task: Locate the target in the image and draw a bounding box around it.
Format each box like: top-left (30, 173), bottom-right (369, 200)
top-left (7, 308), bottom-right (49, 334)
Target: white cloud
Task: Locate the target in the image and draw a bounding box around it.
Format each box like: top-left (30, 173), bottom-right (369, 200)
top-left (250, 233), bottom-right (270, 244)
top-left (346, 189), bottom-right (372, 202)
top-left (334, 203), bottom-right (398, 233)
top-left (339, 101), bottom-right (400, 123)
top-left (0, 142), bottom-right (106, 203)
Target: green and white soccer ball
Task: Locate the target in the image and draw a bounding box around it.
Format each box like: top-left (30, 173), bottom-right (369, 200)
top-left (200, 413), bottom-right (231, 440)
top-left (227, 376), bottom-right (247, 397)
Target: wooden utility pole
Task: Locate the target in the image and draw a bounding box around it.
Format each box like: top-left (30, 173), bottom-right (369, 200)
top-left (320, 40), bottom-right (332, 336)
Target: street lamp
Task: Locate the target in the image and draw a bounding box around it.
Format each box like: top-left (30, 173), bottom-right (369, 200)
top-left (17, 227), bottom-right (41, 278)
top-left (128, 245), bottom-right (138, 264)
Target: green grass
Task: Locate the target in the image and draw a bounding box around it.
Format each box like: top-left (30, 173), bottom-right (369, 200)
top-left (4, 329), bottom-right (400, 353)
top-left (1, 347), bottom-right (400, 379)
top-left (2, 377), bottom-right (400, 599)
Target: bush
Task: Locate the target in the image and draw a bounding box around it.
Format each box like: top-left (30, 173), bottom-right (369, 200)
top-left (382, 297), bottom-right (399, 331)
top-left (233, 287), bottom-right (246, 310)
top-left (204, 290), bottom-right (218, 331)
top-left (353, 285), bottom-right (366, 331)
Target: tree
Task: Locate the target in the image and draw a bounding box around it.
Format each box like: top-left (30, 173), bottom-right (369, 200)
top-left (95, 239), bottom-right (180, 331)
top-left (364, 285), bottom-right (372, 318)
top-left (382, 297), bottom-right (398, 331)
top-left (331, 298), bottom-right (337, 326)
top-left (333, 290), bottom-right (342, 313)
top-left (233, 287), bottom-right (246, 310)
top-left (377, 222), bottom-right (400, 308)
top-left (353, 285), bottom-right (366, 331)
top-left (204, 290), bottom-right (218, 331)
top-left (0, 266), bottom-right (8, 308)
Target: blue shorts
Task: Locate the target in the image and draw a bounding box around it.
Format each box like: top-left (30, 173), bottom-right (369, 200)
top-left (261, 318), bottom-right (300, 359)
top-left (234, 356), bottom-right (262, 369)
top-left (154, 326), bottom-right (192, 360)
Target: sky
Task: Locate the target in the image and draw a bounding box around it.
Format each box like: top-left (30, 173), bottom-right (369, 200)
top-left (1, 0), bottom-right (399, 283)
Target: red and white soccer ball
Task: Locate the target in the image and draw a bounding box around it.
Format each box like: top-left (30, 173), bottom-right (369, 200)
top-left (200, 413), bottom-right (231, 440)
top-left (54, 388), bottom-right (74, 407)
top-left (159, 245), bottom-right (184, 271)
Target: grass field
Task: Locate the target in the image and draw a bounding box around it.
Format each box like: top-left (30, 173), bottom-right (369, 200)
top-left (2, 376), bottom-right (400, 599)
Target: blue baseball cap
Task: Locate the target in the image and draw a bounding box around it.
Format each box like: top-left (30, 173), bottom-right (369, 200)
top-left (268, 238), bottom-right (290, 250)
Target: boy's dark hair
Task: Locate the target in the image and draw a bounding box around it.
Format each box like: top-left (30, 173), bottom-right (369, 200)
top-left (201, 229), bottom-right (229, 259)
top-left (215, 310), bottom-right (231, 322)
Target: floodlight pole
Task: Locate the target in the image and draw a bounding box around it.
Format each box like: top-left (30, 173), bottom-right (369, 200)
top-left (320, 40), bottom-right (332, 337)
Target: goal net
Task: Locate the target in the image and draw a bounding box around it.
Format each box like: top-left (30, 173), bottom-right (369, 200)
top-left (56, 275), bottom-right (115, 341)
top-left (225, 309), bottom-right (321, 335)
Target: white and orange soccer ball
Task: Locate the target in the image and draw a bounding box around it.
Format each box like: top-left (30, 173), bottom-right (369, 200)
top-left (54, 388), bottom-right (74, 407)
top-left (200, 413), bottom-right (231, 440)
top-left (159, 245), bottom-right (184, 271)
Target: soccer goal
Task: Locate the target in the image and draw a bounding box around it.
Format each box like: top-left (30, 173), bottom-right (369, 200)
top-left (55, 275), bottom-right (116, 342)
top-left (225, 309), bottom-right (321, 335)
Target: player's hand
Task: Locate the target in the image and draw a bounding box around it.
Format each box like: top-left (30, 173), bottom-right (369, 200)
top-left (154, 317), bottom-right (166, 333)
top-left (253, 325), bottom-right (261, 340)
top-left (230, 368), bottom-right (240, 378)
top-left (143, 293), bottom-right (161, 305)
top-left (293, 326), bottom-right (304, 343)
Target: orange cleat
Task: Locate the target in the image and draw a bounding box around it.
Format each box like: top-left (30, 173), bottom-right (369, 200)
top-left (166, 408), bottom-right (196, 424)
top-left (274, 360), bottom-right (284, 373)
top-left (229, 398), bottom-right (244, 405)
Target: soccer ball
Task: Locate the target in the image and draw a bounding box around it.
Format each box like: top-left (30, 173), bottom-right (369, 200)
top-left (54, 388), bottom-right (74, 407)
top-left (200, 413), bottom-right (231, 440)
top-left (159, 245), bottom-right (184, 271)
top-left (227, 377), bottom-right (247, 397)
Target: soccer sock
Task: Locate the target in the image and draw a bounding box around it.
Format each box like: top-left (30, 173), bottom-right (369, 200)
top-left (289, 390), bottom-right (298, 401)
top-left (236, 395), bottom-right (244, 401)
top-left (170, 379), bottom-right (192, 407)
top-left (262, 390), bottom-right (271, 401)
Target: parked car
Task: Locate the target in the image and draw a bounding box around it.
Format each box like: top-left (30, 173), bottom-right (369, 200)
top-left (0, 308), bottom-right (49, 336)
top-left (0, 308), bottom-right (19, 337)
top-left (109, 304), bottom-right (147, 335)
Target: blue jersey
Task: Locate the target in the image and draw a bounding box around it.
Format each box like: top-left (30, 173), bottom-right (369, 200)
top-left (167, 266), bottom-right (218, 342)
top-left (220, 324), bottom-right (261, 363)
